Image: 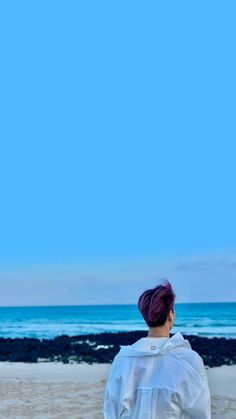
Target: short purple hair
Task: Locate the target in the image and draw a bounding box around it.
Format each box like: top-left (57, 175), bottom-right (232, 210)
top-left (138, 280), bottom-right (176, 327)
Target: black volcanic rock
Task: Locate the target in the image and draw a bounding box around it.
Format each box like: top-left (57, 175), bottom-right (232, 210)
top-left (0, 331), bottom-right (235, 367)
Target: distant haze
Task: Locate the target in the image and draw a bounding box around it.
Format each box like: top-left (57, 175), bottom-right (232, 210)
top-left (0, 251), bottom-right (236, 306)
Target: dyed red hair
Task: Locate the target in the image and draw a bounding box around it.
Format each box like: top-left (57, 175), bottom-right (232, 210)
top-left (138, 280), bottom-right (176, 327)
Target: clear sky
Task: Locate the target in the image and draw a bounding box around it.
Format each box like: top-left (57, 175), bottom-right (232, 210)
top-left (0, 1), bottom-right (235, 305)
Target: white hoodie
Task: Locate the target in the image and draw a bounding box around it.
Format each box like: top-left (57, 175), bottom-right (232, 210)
top-left (103, 331), bottom-right (211, 418)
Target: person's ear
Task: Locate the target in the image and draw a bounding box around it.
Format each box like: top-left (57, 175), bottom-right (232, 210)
top-left (169, 309), bottom-right (174, 322)
top-left (167, 310), bottom-right (172, 322)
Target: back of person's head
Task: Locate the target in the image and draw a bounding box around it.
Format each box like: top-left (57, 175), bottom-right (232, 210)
top-left (138, 280), bottom-right (176, 327)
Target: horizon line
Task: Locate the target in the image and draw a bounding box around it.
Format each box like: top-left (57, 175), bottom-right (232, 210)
top-left (0, 301), bottom-right (236, 309)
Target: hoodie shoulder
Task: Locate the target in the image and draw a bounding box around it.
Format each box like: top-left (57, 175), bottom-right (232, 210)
top-left (172, 344), bottom-right (206, 377)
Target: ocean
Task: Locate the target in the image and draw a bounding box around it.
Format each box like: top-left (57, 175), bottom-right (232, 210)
top-left (0, 302), bottom-right (235, 340)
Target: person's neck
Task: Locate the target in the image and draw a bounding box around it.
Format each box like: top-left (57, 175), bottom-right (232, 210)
top-left (147, 334), bottom-right (169, 338)
top-left (147, 328), bottom-right (170, 338)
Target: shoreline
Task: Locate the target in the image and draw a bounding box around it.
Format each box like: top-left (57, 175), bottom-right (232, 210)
top-left (0, 330), bottom-right (235, 367)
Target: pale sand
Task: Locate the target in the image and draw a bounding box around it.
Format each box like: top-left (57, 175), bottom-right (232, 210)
top-left (0, 362), bottom-right (235, 418)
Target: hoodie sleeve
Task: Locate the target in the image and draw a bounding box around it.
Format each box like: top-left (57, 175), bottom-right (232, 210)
top-left (103, 385), bottom-right (123, 419)
top-left (182, 384), bottom-right (211, 418)
top-left (180, 354), bottom-right (211, 419)
top-left (103, 356), bottom-right (126, 419)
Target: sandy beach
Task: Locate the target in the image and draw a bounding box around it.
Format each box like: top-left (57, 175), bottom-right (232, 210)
top-left (0, 362), bottom-right (235, 418)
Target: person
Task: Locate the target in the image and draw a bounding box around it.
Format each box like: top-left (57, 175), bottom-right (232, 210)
top-left (103, 280), bottom-right (211, 418)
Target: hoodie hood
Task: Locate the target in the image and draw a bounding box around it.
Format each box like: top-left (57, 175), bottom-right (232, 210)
top-left (118, 331), bottom-right (191, 357)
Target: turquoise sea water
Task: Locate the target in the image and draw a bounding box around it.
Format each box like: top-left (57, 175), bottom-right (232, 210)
top-left (0, 302), bottom-right (235, 339)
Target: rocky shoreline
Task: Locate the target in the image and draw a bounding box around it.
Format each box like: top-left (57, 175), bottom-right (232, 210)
top-left (0, 331), bottom-right (235, 367)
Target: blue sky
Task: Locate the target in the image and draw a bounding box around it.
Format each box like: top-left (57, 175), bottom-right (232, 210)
top-left (0, 1), bottom-right (235, 304)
